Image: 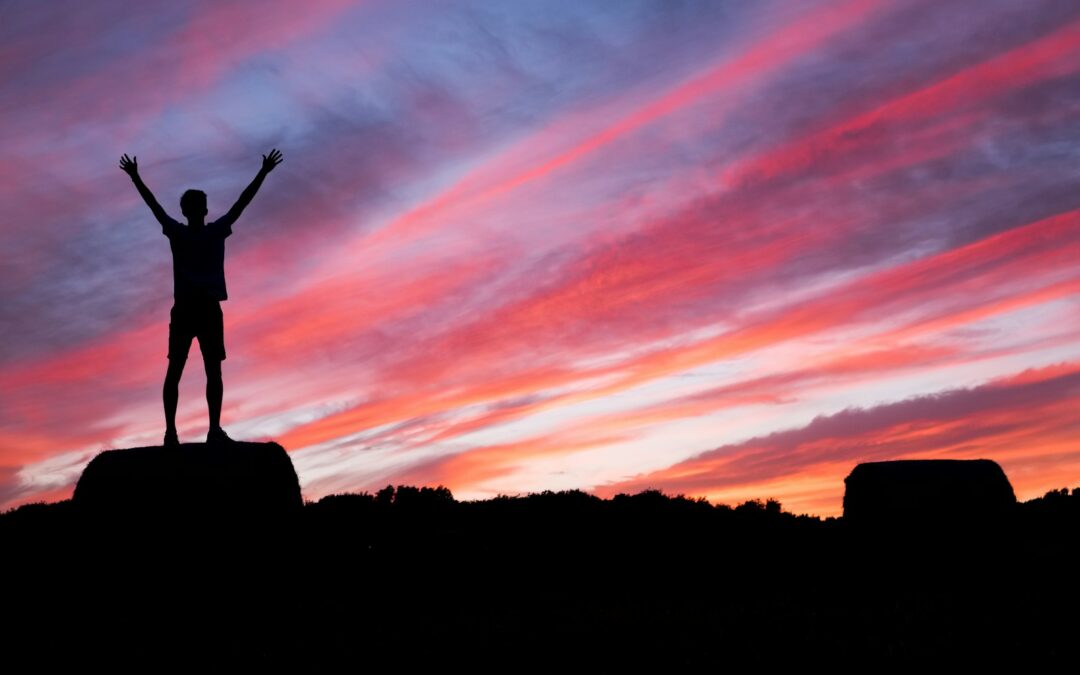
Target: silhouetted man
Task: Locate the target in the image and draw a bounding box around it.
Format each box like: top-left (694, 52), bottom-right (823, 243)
top-left (119, 149), bottom-right (283, 446)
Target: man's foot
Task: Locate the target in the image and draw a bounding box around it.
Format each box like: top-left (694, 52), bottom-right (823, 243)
top-left (206, 426), bottom-right (237, 445)
top-left (164, 429), bottom-right (180, 447)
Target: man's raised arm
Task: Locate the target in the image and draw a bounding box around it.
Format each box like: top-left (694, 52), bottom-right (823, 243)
top-left (119, 153), bottom-right (179, 229)
top-left (217, 148), bottom-right (283, 229)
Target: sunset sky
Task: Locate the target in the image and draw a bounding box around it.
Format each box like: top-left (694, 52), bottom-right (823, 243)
top-left (2, 0), bottom-right (1079, 516)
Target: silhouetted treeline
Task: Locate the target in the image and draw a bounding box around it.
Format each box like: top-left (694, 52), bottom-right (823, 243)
top-left (2, 484), bottom-right (1077, 670)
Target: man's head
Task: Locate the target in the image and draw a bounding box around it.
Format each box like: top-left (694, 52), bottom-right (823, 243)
top-left (180, 189), bottom-right (208, 221)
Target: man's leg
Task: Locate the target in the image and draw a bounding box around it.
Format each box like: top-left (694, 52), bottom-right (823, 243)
top-left (164, 355), bottom-right (186, 434)
top-left (201, 299), bottom-right (226, 432)
top-left (166, 300), bottom-right (193, 437)
top-left (205, 356), bottom-right (223, 431)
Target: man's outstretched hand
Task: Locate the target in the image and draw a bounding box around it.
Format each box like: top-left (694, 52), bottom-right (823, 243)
top-left (262, 148), bottom-right (283, 173)
top-left (119, 153), bottom-right (138, 177)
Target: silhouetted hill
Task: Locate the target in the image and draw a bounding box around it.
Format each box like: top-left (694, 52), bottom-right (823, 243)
top-left (2, 452), bottom-right (1077, 669)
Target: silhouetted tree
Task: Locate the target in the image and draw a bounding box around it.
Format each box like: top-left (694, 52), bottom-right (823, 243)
top-left (375, 484), bottom-right (395, 505)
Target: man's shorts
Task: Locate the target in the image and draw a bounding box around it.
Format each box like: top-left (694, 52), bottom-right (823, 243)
top-left (168, 296), bottom-right (226, 361)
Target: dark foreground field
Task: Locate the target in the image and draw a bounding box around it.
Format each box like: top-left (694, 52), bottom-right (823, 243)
top-left (3, 484), bottom-right (1077, 670)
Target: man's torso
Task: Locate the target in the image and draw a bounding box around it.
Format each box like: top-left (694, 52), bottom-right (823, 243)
top-left (166, 221), bottom-right (229, 302)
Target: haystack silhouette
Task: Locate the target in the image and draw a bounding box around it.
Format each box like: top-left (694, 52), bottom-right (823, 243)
top-left (843, 458), bottom-right (1017, 527)
top-left (73, 440), bottom-right (301, 526)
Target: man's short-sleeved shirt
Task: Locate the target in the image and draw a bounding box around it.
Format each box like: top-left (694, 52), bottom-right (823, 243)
top-left (162, 216), bottom-right (233, 301)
